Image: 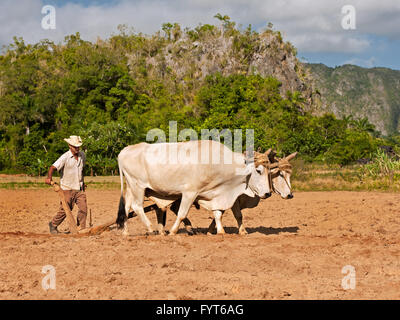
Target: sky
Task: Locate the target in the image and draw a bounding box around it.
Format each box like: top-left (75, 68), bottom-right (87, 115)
top-left (0, 0), bottom-right (399, 70)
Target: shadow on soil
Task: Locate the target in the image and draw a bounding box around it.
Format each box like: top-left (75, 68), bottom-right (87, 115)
top-left (246, 226), bottom-right (299, 235)
top-left (193, 226), bottom-right (299, 236)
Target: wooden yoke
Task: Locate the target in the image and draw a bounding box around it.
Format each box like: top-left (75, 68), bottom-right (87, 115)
top-left (51, 181), bottom-right (78, 234)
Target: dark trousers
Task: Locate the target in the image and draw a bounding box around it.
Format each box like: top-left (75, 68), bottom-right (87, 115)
top-left (52, 190), bottom-right (87, 228)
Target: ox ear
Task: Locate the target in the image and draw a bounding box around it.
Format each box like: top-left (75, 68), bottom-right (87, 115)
top-left (238, 158), bottom-right (254, 176)
top-left (285, 152), bottom-right (298, 162)
top-left (243, 162), bottom-right (254, 176)
top-left (243, 150), bottom-right (254, 160)
top-left (244, 150), bottom-right (259, 165)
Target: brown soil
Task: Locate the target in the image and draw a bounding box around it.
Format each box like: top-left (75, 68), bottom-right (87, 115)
top-left (0, 189), bottom-right (400, 300)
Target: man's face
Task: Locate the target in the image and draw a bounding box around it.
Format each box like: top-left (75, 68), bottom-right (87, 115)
top-left (69, 144), bottom-right (80, 155)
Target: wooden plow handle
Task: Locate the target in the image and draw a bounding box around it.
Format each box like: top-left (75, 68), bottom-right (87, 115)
top-left (51, 181), bottom-right (78, 234)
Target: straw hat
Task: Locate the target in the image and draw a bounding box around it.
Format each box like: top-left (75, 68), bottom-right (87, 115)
top-left (64, 135), bottom-right (83, 147)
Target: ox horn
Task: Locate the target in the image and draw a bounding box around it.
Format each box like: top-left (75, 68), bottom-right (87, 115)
top-left (264, 148), bottom-right (272, 156)
top-left (285, 152), bottom-right (298, 162)
top-left (269, 149), bottom-right (277, 161)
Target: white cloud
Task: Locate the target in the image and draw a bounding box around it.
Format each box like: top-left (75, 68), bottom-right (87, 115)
top-left (343, 57), bottom-right (377, 68)
top-left (0, 0), bottom-right (399, 55)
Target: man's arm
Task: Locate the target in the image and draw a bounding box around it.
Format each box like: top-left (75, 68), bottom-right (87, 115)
top-left (45, 152), bottom-right (66, 185)
top-left (45, 165), bottom-right (57, 185)
top-left (81, 151), bottom-right (86, 191)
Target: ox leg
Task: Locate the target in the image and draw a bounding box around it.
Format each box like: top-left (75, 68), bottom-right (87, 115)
top-left (168, 193), bottom-right (197, 236)
top-left (170, 200), bottom-right (196, 235)
top-left (135, 205), bottom-right (154, 235)
top-left (206, 219), bottom-right (217, 235)
top-left (213, 210), bottom-right (225, 235)
top-left (123, 186), bottom-right (134, 236)
top-left (130, 188), bottom-right (154, 235)
top-left (155, 207), bottom-right (167, 236)
top-left (232, 200), bottom-right (248, 235)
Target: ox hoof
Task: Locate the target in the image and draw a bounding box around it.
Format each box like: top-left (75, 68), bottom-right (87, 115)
top-left (186, 228), bottom-right (196, 236)
top-left (145, 230), bottom-right (158, 236)
top-left (206, 228), bottom-right (216, 235)
top-left (239, 229), bottom-right (248, 236)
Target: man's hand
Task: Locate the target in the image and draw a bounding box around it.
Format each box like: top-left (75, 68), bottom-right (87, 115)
top-left (45, 166), bottom-right (57, 185)
top-left (82, 181), bottom-right (91, 191)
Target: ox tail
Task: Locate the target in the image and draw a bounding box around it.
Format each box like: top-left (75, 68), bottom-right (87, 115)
top-left (116, 162), bottom-right (127, 229)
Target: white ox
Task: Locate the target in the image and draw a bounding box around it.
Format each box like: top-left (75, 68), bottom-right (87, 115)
top-left (206, 151), bottom-right (298, 234)
top-left (116, 140), bottom-right (272, 235)
top-left (157, 151), bottom-right (298, 235)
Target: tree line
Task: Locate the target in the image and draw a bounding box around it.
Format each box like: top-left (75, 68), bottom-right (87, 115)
top-left (0, 20), bottom-right (394, 175)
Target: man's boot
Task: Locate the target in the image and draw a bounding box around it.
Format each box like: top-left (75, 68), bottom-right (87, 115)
top-left (49, 221), bottom-right (60, 234)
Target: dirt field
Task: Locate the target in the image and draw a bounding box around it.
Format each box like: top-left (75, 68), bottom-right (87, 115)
top-left (0, 189), bottom-right (400, 300)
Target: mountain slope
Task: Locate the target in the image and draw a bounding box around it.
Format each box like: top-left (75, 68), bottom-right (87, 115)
top-left (307, 63), bottom-right (400, 135)
top-left (124, 23), bottom-right (314, 108)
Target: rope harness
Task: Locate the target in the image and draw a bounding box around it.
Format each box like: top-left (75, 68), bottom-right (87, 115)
top-left (254, 151), bottom-right (293, 196)
top-left (256, 154), bottom-right (292, 195)
top-left (268, 160), bottom-right (292, 196)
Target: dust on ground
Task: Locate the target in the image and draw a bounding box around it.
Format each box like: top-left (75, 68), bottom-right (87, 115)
top-left (0, 189), bottom-right (400, 299)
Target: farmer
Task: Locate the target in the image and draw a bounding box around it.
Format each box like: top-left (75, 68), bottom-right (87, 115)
top-left (45, 135), bottom-right (87, 234)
